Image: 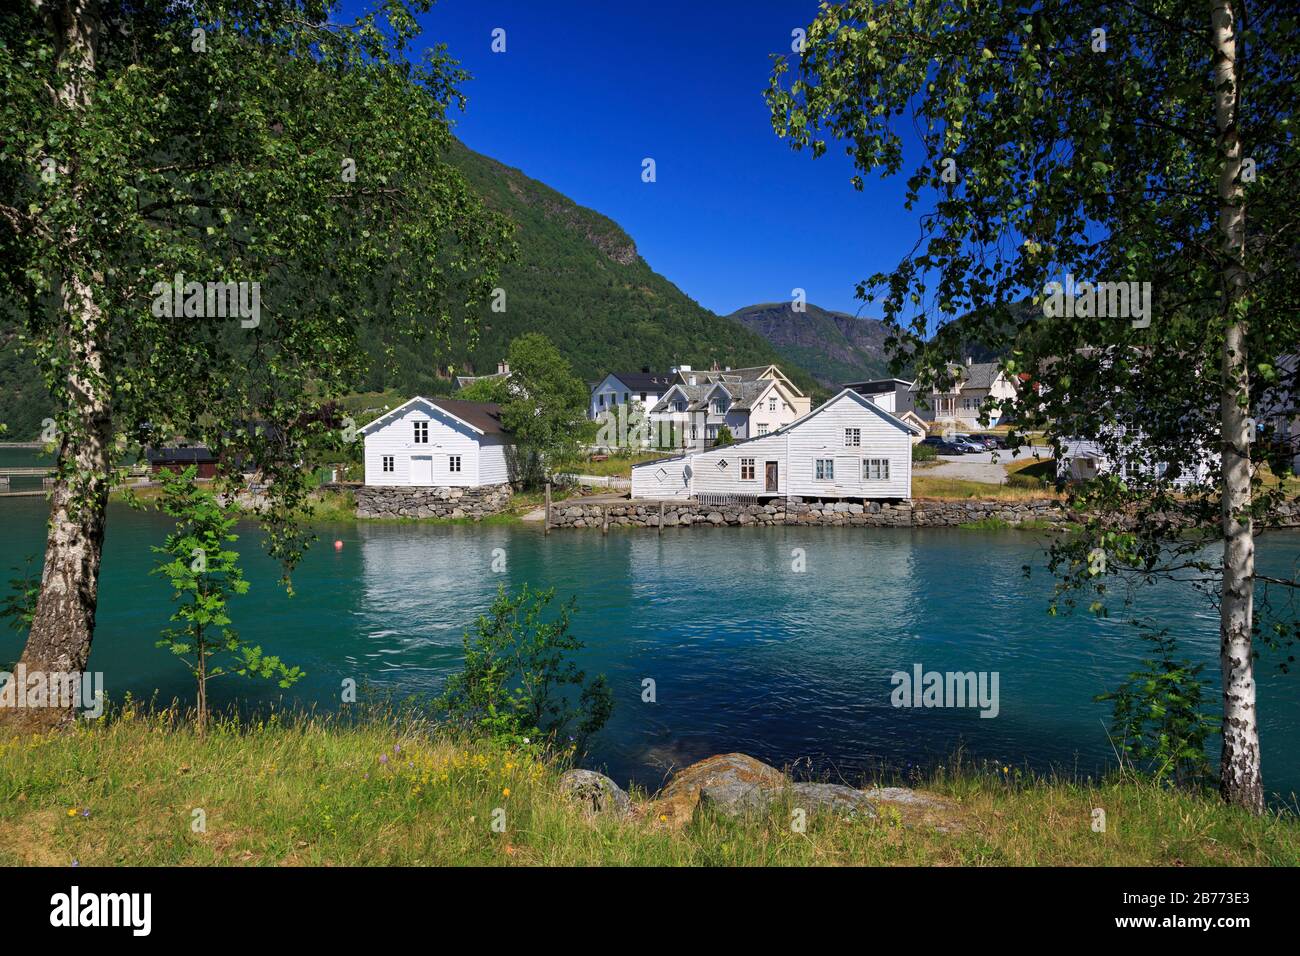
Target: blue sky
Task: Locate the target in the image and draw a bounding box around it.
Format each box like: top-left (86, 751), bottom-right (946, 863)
top-left (352, 0), bottom-right (921, 317)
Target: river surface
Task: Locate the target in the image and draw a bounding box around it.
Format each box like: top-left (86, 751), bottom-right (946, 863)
top-left (2, 497), bottom-right (1297, 801)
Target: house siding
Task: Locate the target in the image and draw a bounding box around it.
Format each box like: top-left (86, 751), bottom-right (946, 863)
top-left (631, 391), bottom-right (913, 500)
top-left (784, 396), bottom-right (911, 499)
top-left (364, 401), bottom-right (486, 487)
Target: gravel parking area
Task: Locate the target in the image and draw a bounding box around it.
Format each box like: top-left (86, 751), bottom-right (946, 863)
top-left (923, 446), bottom-right (1055, 483)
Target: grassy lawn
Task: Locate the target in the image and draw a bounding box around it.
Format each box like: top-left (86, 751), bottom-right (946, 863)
top-left (912, 475), bottom-right (1060, 500)
top-left (0, 712), bottom-right (1294, 866)
top-left (566, 451), bottom-right (672, 479)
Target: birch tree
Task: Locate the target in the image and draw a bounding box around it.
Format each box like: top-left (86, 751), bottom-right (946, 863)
top-left (767, 0), bottom-right (1299, 811)
top-left (0, 0), bottom-right (511, 727)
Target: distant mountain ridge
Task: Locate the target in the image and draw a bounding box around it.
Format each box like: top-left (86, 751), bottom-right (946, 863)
top-left (728, 302), bottom-right (893, 388)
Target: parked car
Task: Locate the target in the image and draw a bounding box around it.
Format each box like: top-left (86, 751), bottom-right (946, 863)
top-left (921, 436), bottom-right (968, 454)
top-left (949, 435), bottom-right (988, 453)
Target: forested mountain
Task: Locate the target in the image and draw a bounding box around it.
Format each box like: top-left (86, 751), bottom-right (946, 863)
top-left (0, 141), bottom-right (822, 439)
top-left (352, 140), bottom-right (820, 399)
top-left (728, 302), bottom-right (894, 388)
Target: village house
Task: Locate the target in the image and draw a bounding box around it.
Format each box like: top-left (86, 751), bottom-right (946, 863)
top-left (1057, 431), bottom-right (1215, 488)
top-left (588, 368), bottom-right (675, 420)
top-left (360, 396), bottom-right (512, 487)
top-left (631, 388), bottom-right (919, 501)
top-left (844, 378), bottom-right (929, 442)
top-left (645, 363), bottom-right (810, 450)
top-left (147, 444), bottom-right (220, 479)
top-left (907, 359), bottom-right (1017, 429)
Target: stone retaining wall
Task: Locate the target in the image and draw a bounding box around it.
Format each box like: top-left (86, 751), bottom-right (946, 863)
top-left (355, 483), bottom-right (512, 520)
top-left (547, 497), bottom-right (1067, 529)
top-left (548, 496), bottom-right (1300, 530)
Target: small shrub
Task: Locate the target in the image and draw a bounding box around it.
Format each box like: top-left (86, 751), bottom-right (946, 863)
top-left (1096, 626), bottom-right (1218, 788)
top-left (438, 584), bottom-right (612, 753)
top-left (152, 466), bottom-right (303, 732)
top-left (912, 443), bottom-right (937, 462)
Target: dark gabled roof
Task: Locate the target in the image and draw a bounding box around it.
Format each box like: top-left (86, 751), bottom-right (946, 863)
top-left (962, 362), bottom-right (1002, 390)
top-left (359, 396), bottom-right (511, 437)
top-left (651, 383), bottom-right (710, 413)
top-left (602, 371), bottom-right (675, 392)
top-left (427, 397), bottom-right (509, 436)
top-left (147, 445), bottom-right (217, 464)
top-left (908, 362), bottom-right (1002, 392)
top-left (845, 378), bottom-right (913, 394)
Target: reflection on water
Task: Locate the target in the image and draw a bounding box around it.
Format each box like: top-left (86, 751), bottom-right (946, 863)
top-left (1, 497), bottom-right (1297, 800)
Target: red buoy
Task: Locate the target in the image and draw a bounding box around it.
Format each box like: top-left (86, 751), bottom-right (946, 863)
top-left (334, 540), bottom-right (344, 551)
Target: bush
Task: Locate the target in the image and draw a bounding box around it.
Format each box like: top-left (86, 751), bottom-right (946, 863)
top-left (912, 443), bottom-right (937, 462)
top-left (1096, 627), bottom-right (1218, 788)
top-left (437, 584), bottom-right (612, 754)
top-left (1006, 473), bottom-right (1047, 489)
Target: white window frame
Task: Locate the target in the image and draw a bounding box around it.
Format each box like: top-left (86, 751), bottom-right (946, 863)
top-left (768, 397), bottom-right (777, 412)
top-left (382, 455), bottom-right (395, 473)
top-left (815, 458), bottom-right (834, 480)
top-left (845, 427), bottom-right (861, 447)
top-left (414, 420), bottom-right (429, 444)
top-left (757, 423), bottom-right (769, 436)
top-left (448, 455), bottom-right (462, 473)
top-left (740, 458), bottom-right (755, 481)
top-left (862, 458), bottom-right (890, 481)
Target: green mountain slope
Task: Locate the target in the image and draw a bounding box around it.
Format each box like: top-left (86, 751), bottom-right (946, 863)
top-left (728, 302), bottom-right (893, 388)
top-left (0, 142), bottom-right (820, 439)
top-left (362, 141), bottom-right (819, 398)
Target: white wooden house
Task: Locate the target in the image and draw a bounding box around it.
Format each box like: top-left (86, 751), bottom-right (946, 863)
top-left (1057, 433), bottom-right (1214, 488)
top-left (589, 369), bottom-right (675, 420)
top-left (631, 389), bottom-right (919, 500)
top-left (360, 396), bottom-right (512, 487)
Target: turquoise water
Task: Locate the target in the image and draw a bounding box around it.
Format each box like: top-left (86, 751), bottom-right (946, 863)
top-left (2, 497), bottom-right (1297, 800)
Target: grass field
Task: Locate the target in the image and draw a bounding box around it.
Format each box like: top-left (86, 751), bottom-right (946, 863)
top-left (1, 710), bottom-right (1295, 866)
top-left (911, 475), bottom-right (1060, 500)
top-left (567, 451), bottom-right (672, 479)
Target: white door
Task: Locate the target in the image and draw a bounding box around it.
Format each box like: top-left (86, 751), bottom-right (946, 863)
top-left (410, 455), bottom-right (433, 485)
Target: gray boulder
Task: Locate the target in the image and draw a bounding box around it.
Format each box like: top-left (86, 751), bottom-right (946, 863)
top-left (559, 769), bottom-right (631, 816)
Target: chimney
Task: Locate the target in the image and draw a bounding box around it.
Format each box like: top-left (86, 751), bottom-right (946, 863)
top-left (966, 356), bottom-right (973, 367)
top-left (498, 361), bottom-right (509, 375)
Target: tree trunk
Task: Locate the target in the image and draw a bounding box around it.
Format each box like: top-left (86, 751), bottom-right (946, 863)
top-left (1211, 0), bottom-right (1263, 813)
top-left (196, 632), bottom-right (207, 735)
top-left (4, 1), bottom-right (112, 731)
